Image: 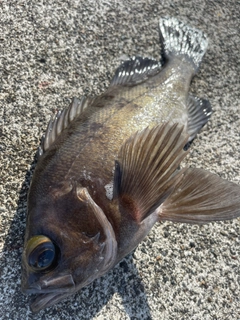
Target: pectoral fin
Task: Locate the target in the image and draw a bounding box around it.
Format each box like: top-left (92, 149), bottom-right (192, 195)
top-left (158, 168), bottom-right (240, 224)
top-left (114, 123), bottom-right (189, 223)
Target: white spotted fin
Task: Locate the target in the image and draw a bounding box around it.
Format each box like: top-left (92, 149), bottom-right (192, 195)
top-left (110, 56), bottom-right (162, 86)
top-left (159, 17), bottom-right (208, 70)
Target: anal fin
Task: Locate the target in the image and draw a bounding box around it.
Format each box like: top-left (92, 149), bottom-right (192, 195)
top-left (159, 168), bottom-right (240, 224)
top-left (187, 95), bottom-right (212, 141)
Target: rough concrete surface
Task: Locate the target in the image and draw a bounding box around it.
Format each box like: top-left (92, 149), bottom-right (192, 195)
top-left (0, 0), bottom-right (239, 319)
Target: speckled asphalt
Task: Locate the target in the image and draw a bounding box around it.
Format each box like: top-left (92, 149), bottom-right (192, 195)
top-left (0, 1), bottom-right (239, 319)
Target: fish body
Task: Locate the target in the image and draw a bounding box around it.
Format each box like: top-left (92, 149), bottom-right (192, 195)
top-left (21, 17), bottom-right (240, 313)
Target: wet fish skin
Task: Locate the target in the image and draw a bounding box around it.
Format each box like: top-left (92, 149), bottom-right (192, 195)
top-left (21, 17), bottom-right (240, 313)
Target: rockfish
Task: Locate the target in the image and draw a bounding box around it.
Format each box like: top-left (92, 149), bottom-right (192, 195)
top-left (21, 17), bottom-right (240, 312)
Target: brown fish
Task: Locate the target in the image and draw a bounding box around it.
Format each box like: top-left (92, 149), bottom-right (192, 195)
top-left (21, 17), bottom-right (240, 312)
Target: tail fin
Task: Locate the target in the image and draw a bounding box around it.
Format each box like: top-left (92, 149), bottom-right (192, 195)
top-left (159, 17), bottom-right (208, 70)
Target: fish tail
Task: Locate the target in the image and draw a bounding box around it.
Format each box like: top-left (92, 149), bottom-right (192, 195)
top-left (159, 17), bottom-right (208, 70)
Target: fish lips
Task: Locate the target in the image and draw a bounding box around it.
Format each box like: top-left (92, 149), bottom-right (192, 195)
top-left (22, 273), bottom-right (76, 313)
top-left (30, 292), bottom-right (73, 313)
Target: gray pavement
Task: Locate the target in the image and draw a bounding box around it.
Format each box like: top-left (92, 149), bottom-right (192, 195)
top-left (0, 0), bottom-right (239, 319)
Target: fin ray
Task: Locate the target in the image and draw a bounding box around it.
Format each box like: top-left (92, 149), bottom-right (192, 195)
top-left (38, 97), bottom-right (91, 157)
top-left (114, 123), bottom-right (189, 223)
top-left (159, 168), bottom-right (240, 224)
top-left (159, 17), bottom-right (208, 70)
top-left (110, 56), bottom-right (162, 87)
top-left (187, 96), bottom-right (212, 140)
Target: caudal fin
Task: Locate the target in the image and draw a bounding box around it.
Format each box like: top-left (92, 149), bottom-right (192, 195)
top-left (159, 17), bottom-right (208, 70)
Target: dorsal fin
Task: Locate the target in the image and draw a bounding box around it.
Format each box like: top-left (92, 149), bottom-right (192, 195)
top-left (110, 56), bottom-right (162, 87)
top-left (38, 97), bottom-right (91, 157)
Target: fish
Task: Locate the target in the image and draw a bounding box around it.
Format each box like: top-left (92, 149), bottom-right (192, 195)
top-left (21, 17), bottom-right (240, 313)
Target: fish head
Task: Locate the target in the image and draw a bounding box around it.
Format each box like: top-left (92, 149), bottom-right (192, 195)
top-left (21, 183), bottom-right (117, 312)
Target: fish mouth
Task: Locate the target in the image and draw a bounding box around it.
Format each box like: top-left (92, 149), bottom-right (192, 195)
top-left (30, 292), bottom-right (73, 313)
top-left (22, 273), bottom-right (76, 312)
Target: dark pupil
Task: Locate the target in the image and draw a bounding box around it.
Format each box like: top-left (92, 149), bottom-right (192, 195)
top-left (37, 249), bottom-right (54, 268)
top-left (29, 242), bottom-right (56, 271)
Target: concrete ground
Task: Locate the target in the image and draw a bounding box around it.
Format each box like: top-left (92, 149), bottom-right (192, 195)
top-left (0, 0), bottom-right (239, 319)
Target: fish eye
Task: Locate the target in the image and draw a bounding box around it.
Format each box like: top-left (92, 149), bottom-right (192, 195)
top-left (25, 235), bottom-right (57, 272)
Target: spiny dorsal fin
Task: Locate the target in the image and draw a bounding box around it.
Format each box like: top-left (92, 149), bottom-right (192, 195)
top-left (38, 97), bottom-right (91, 157)
top-left (159, 168), bottom-right (240, 224)
top-left (187, 95), bottom-right (212, 141)
top-left (110, 56), bottom-right (162, 87)
top-left (114, 122), bottom-right (189, 223)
